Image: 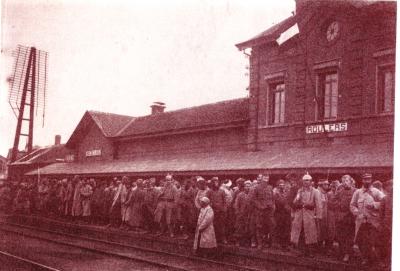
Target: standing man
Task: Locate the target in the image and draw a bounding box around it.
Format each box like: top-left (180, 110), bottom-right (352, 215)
top-left (206, 177), bottom-right (228, 244)
top-left (154, 174), bottom-right (178, 237)
top-left (71, 176), bottom-right (83, 221)
top-left (234, 179), bottom-right (251, 246)
top-left (193, 197), bottom-right (217, 258)
top-left (350, 173), bottom-right (385, 266)
top-left (273, 179), bottom-right (291, 250)
top-left (334, 175), bottom-right (356, 262)
top-left (250, 174), bottom-right (275, 249)
top-left (80, 178), bottom-right (94, 224)
top-left (195, 177), bottom-right (209, 210)
top-left (316, 180), bottom-right (330, 252)
top-left (291, 174), bottom-right (322, 256)
top-left (108, 178), bottom-right (125, 228)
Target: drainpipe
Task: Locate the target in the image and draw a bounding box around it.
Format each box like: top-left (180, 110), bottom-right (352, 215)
top-left (244, 48), bottom-right (259, 152)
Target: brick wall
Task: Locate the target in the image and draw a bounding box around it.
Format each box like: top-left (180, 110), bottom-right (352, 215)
top-left (76, 122), bottom-right (115, 162)
top-left (247, 2), bottom-right (395, 151)
top-left (116, 127), bottom-right (247, 159)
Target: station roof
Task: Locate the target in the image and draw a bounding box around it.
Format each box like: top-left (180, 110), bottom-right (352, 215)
top-left (236, 15), bottom-right (297, 50)
top-left (26, 143), bottom-right (393, 176)
top-left (66, 98), bottom-right (249, 147)
top-left (117, 98), bottom-right (249, 138)
top-left (66, 111), bottom-right (134, 148)
top-left (9, 144), bottom-right (70, 165)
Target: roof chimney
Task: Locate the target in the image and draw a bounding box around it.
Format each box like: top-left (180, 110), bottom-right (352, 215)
top-left (150, 102), bottom-right (166, 115)
top-left (55, 135), bottom-right (61, 145)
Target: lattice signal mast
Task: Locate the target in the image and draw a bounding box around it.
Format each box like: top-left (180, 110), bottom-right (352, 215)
top-left (8, 45), bottom-right (48, 162)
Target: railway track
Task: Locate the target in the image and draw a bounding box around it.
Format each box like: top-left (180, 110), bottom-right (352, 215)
top-left (0, 250), bottom-right (61, 271)
top-left (0, 221), bottom-right (269, 271)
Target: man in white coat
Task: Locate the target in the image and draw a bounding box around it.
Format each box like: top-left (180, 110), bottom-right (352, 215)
top-left (290, 173), bottom-right (322, 256)
top-left (193, 197), bottom-right (217, 258)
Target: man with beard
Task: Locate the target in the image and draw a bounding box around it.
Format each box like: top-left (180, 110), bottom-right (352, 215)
top-left (350, 173), bottom-right (385, 266)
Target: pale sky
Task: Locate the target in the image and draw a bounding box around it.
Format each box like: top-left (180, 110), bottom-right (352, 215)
top-left (1, 0), bottom-right (295, 156)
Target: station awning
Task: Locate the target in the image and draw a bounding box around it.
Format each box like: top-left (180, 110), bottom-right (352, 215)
top-left (26, 143), bottom-right (393, 177)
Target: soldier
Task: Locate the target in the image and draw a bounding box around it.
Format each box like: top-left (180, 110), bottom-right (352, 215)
top-left (80, 178), bottom-right (94, 224)
top-left (334, 175), bottom-right (356, 262)
top-left (195, 177), bottom-right (209, 210)
top-left (108, 178), bottom-right (125, 228)
top-left (273, 179), bottom-right (291, 250)
top-left (350, 173), bottom-right (385, 266)
top-left (71, 176), bottom-right (83, 221)
top-left (13, 182), bottom-right (30, 214)
top-left (127, 179), bottom-right (146, 231)
top-left (250, 174), bottom-right (275, 249)
top-left (234, 179), bottom-right (251, 246)
top-left (291, 174), bottom-right (322, 256)
top-left (178, 178), bottom-right (197, 239)
top-left (193, 197), bottom-right (217, 258)
top-left (154, 174), bottom-right (178, 237)
top-left (206, 177), bottom-right (227, 244)
top-left (316, 180), bottom-right (330, 252)
top-left (58, 178), bottom-right (69, 217)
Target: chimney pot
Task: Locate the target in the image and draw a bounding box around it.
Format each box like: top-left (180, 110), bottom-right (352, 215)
top-left (55, 135), bottom-right (61, 145)
top-left (150, 102), bottom-right (166, 115)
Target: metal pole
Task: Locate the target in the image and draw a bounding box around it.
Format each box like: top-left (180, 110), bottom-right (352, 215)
top-left (11, 48), bottom-right (34, 162)
top-left (28, 47), bottom-right (36, 153)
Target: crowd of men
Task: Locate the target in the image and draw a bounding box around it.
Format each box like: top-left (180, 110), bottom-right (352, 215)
top-left (0, 172), bottom-right (392, 268)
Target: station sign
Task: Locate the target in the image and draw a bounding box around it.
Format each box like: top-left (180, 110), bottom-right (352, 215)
top-left (85, 149), bottom-right (102, 157)
top-left (306, 122), bottom-right (347, 134)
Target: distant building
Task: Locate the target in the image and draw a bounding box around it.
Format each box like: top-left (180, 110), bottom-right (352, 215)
top-left (0, 155), bottom-right (7, 180)
top-left (8, 136), bottom-right (72, 180)
top-left (27, 0), bottom-right (394, 181)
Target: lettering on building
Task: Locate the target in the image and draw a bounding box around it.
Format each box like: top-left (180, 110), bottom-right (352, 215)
top-left (305, 122), bottom-right (347, 134)
top-left (85, 149), bottom-right (102, 157)
top-left (65, 154), bottom-right (75, 162)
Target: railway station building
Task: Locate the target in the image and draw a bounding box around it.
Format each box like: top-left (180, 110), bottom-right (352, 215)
top-left (26, 0), bottom-right (395, 182)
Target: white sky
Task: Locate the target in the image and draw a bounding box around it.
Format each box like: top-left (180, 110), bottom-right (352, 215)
top-left (0, 0), bottom-right (295, 156)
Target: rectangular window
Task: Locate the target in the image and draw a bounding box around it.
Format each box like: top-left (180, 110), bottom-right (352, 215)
top-left (316, 72), bottom-right (338, 120)
top-left (377, 65), bottom-right (395, 113)
top-left (270, 83), bottom-right (285, 124)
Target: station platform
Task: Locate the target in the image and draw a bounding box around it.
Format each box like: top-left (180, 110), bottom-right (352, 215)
top-left (3, 214), bottom-right (367, 271)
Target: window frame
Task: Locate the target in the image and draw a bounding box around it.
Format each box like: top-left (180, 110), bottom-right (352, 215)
top-left (315, 68), bottom-right (339, 121)
top-left (375, 63), bottom-right (395, 114)
top-left (269, 82), bottom-right (286, 125)
top-left (264, 71), bottom-right (286, 127)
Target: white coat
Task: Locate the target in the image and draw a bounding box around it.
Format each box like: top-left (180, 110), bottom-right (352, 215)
top-left (193, 205), bottom-right (217, 250)
top-left (290, 187), bottom-right (322, 245)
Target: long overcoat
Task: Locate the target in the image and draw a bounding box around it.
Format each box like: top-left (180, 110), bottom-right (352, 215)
top-left (80, 184), bottom-right (93, 217)
top-left (193, 205), bottom-right (217, 250)
top-left (71, 181), bottom-right (83, 216)
top-left (290, 187), bottom-right (322, 245)
top-left (128, 187), bottom-right (145, 227)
